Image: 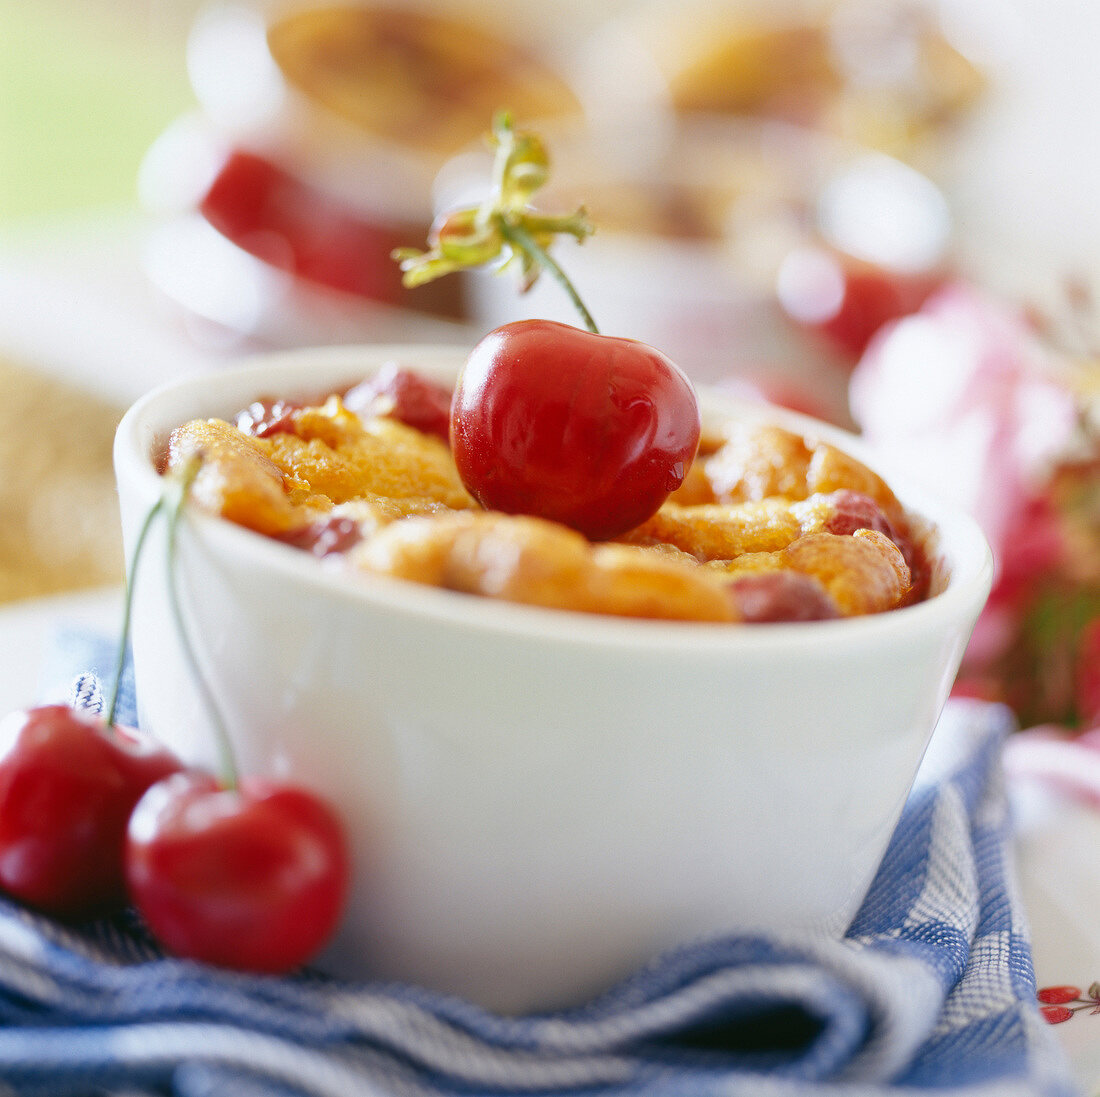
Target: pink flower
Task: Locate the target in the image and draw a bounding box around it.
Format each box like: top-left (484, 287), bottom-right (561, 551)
top-left (850, 282), bottom-right (1078, 584)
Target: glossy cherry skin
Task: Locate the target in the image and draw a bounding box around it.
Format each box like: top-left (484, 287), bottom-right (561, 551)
top-left (0, 705), bottom-right (182, 918)
top-left (451, 320), bottom-right (701, 541)
top-left (126, 771), bottom-right (350, 974)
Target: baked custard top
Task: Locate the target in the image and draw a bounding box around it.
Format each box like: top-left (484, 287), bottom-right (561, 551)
top-left (162, 369), bottom-right (930, 624)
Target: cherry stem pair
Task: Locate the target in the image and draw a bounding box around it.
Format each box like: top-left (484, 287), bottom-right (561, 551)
top-left (104, 455), bottom-right (239, 789)
top-left (498, 219), bottom-right (599, 334)
top-left (393, 111), bottom-right (600, 335)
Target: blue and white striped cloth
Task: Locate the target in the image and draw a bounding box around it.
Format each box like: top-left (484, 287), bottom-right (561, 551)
top-left (1, 636), bottom-right (1075, 1096)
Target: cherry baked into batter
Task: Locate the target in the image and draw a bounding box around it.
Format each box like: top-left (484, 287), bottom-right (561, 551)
top-left (163, 359), bottom-right (927, 625)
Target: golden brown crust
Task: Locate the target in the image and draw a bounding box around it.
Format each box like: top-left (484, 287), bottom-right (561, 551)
top-left (353, 511), bottom-right (737, 622)
top-left (263, 401), bottom-right (473, 510)
top-left (165, 387), bottom-right (925, 623)
top-left (664, 457), bottom-right (715, 506)
top-left (165, 399), bottom-right (473, 537)
top-left (624, 499), bottom-right (803, 559)
top-left (705, 424), bottom-right (813, 503)
top-left (168, 418), bottom-right (321, 536)
top-left (623, 490), bottom-right (894, 563)
top-left (702, 424), bottom-right (902, 512)
top-left (805, 444), bottom-right (905, 528)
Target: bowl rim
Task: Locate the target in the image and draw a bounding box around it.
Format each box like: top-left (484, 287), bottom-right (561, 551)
top-left (114, 344), bottom-right (994, 653)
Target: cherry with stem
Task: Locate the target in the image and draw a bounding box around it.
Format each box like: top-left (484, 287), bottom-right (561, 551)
top-left (0, 487), bottom-right (183, 919)
top-left (125, 454), bottom-right (350, 974)
top-left (394, 110), bottom-right (701, 540)
top-left (497, 218), bottom-right (599, 334)
top-left (393, 111), bottom-right (599, 331)
top-left (161, 455), bottom-right (238, 789)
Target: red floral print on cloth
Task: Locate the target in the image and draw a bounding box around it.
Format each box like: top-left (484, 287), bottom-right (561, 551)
top-left (850, 282), bottom-right (1100, 732)
top-left (1037, 983), bottom-right (1100, 1024)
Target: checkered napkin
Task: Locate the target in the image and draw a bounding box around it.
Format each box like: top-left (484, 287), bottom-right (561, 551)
top-left (2, 636), bottom-right (1075, 1097)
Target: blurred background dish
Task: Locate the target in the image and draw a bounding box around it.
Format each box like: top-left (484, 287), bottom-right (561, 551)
top-left (0, 361), bottom-right (124, 603)
top-left (133, 0), bottom-right (968, 426)
top-left (433, 113), bottom-right (952, 422)
top-left (0, 0), bottom-right (993, 614)
top-left (137, 0), bottom-right (592, 339)
top-left (579, 0), bottom-right (986, 169)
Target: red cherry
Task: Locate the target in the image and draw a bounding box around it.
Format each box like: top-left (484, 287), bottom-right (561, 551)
top-left (235, 398), bottom-right (302, 438)
top-left (778, 249), bottom-right (943, 362)
top-left (1039, 1005), bottom-right (1075, 1024)
top-left (0, 705), bottom-right (182, 918)
top-left (1037, 985), bottom-right (1082, 1005)
top-left (819, 490), bottom-right (898, 541)
top-left (729, 571), bottom-right (840, 623)
top-left (199, 150), bottom-right (462, 316)
top-left (820, 267), bottom-right (941, 360)
top-left (344, 363), bottom-right (453, 442)
top-left (126, 771), bottom-right (350, 974)
top-left (451, 319), bottom-right (701, 541)
top-left (275, 514), bottom-right (363, 558)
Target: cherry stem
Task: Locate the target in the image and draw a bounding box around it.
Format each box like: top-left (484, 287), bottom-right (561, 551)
top-left (104, 497), bottom-right (164, 729)
top-left (163, 456), bottom-right (240, 791)
top-left (498, 219), bottom-right (600, 335)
